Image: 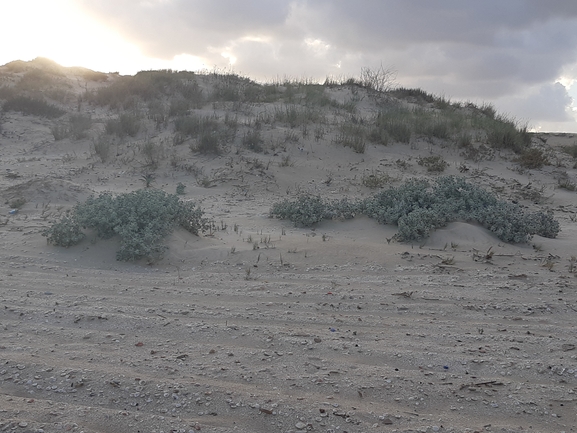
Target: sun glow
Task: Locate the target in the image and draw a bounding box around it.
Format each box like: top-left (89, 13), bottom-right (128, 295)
top-left (1, 0), bottom-right (204, 74)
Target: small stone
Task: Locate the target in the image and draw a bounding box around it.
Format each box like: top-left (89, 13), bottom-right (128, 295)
top-left (295, 421), bottom-right (307, 429)
top-left (432, 426), bottom-right (440, 432)
top-left (18, 422), bottom-right (28, 427)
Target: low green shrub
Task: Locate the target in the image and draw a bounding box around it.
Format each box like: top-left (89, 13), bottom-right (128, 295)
top-left (42, 215), bottom-right (86, 247)
top-left (270, 194), bottom-right (328, 227)
top-left (363, 176), bottom-right (559, 242)
top-left (43, 189), bottom-right (209, 261)
top-left (270, 176), bottom-right (560, 243)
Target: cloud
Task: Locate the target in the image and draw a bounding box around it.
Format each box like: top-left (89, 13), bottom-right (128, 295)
top-left (77, 0), bottom-right (293, 61)
top-left (496, 82), bottom-right (574, 125)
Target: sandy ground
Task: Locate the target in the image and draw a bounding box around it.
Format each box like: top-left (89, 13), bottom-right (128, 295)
top-left (1, 60), bottom-right (577, 432)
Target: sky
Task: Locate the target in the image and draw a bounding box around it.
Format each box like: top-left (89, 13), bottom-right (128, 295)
top-left (3, 0), bottom-right (577, 133)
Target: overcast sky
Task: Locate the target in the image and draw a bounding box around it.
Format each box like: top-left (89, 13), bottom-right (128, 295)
top-left (3, 0), bottom-right (577, 132)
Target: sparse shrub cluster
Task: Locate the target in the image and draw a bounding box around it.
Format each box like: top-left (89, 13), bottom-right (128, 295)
top-left (169, 98), bottom-right (190, 117)
top-left (325, 65), bottom-right (396, 94)
top-left (516, 147), bottom-right (549, 169)
top-left (210, 74), bottom-right (251, 102)
top-left (417, 155), bottom-right (448, 173)
top-left (9, 197), bottom-right (26, 209)
top-left (361, 170), bottom-right (394, 188)
top-left (480, 114), bottom-right (531, 153)
top-left (0, 85), bottom-right (16, 100)
top-left (457, 132), bottom-right (473, 148)
top-left (413, 109), bottom-right (450, 139)
top-left (388, 87), bottom-right (437, 104)
top-left (140, 139), bottom-right (164, 167)
top-left (174, 113), bottom-right (237, 154)
top-left (50, 123), bottom-right (69, 141)
top-left (69, 114), bottom-right (92, 139)
top-left (43, 189), bottom-right (209, 261)
top-left (105, 113), bottom-right (141, 137)
top-left (333, 122), bottom-right (366, 153)
top-left (561, 143), bottom-right (577, 159)
top-left (362, 99), bottom-right (529, 154)
top-left (557, 174), bottom-right (577, 191)
top-left (174, 114), bottom-right (219, 138)
top-left (16, 68), bottom-right (60, 92)
top-left (271, 176), bottom-right (559, 243)
top-left (274, 105), bottom-right (309, 128)
top-left (372, 109), bottom-right (412, 144)
top-left (51, 114), bottom-right (92, 140)
top-left (195, 130), bottom-right (222, 154)
top-left (3, 96), bottom-right (66, 118)
top-left (88, 70), bottom-right (203, 110)
top-left (242, 129), bottom-right (264, 152)
top-left (80, 70), bottom-right (108, 82)
top-left (91, 134), bottom-right (113, 162)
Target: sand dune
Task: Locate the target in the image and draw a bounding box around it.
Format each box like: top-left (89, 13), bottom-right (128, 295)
top-left (0, 59), bottom-right (576, 432)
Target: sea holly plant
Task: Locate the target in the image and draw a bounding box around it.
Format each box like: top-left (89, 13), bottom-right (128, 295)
top-left (42, 189), bottom-right (210, 261)
top-left (270, 176), bottom-right (560, 243)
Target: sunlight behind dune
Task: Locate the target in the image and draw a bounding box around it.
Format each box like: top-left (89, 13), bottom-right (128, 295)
top-left (2, 0), bottom-right (205, 74)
